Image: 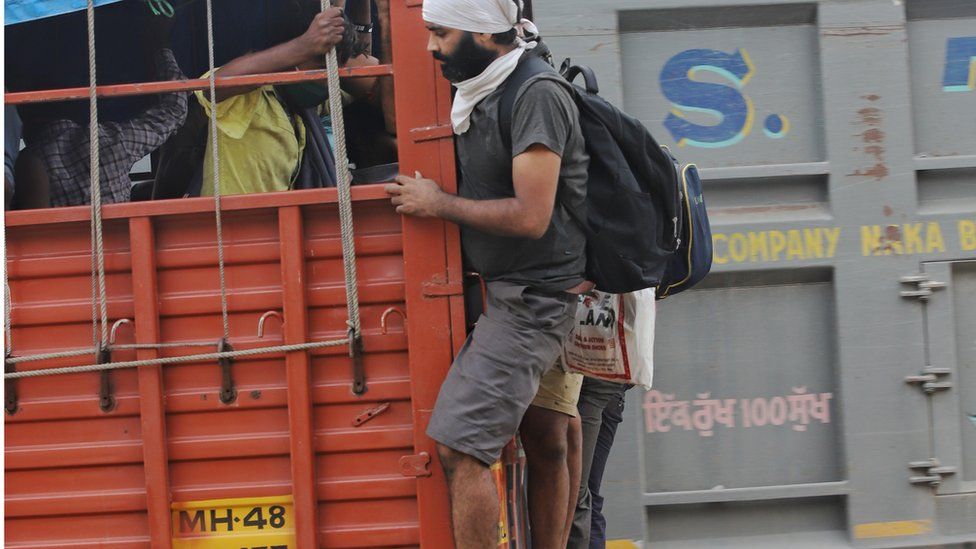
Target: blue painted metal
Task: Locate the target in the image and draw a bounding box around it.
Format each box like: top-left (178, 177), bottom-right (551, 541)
top-left (4, 0), bottom-right (123, 26)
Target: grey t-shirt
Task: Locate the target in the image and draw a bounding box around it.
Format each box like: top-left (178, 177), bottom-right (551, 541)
top-left (456, 65), bottom-right (588, 292)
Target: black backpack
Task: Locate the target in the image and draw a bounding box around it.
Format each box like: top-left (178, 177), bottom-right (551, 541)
top-left (500, 54), bottom-right (684, 294)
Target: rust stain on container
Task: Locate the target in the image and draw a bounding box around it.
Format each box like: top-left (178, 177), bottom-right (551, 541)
top-left (858, 107), bottom-right (882, 126)
top-left (849, 164), bottom-right (890, 180)
top-left (849, 104), bottom-right (888, 180)
top-left (885, 225), bottom-right (902, 243)
top-left (862, 128), bottom-right (885, 143)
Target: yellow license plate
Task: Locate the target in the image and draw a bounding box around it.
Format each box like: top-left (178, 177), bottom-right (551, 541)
top-left (171, 495), bottom-right (296, 549)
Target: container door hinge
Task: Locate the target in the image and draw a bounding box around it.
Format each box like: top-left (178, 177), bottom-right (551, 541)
top-left (899, 274), bottom-right (947, 300)
top-left (908, 458), bottom-right (957, 487)
top-left (399, 452), bottom-right (432, 477)
top-left (904, 367), bottom-right (952, 394)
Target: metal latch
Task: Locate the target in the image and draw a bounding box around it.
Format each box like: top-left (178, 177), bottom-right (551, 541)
top-left (349, 327), bottom-right (366, 396)
top-left (399, 452), bottom-right (432, 477)
top-left (218, 339), bottom-right (237, 404)
top-left (904, 367), bottom-right (952, 393)
top-left (98, 347), bottom-right (116, 412)
top-left (409, 124), bottom-right (453, 143)
top-left (422, 276), bottom-right (464, 298)
top-left (5, 352), bottom-right (18, 415)
top-left (899, 274), bottom-right (947, 300)
top-left (909, 458), bottom-right (957, 487)
top-left (352, 402), bottom-right (390, 427)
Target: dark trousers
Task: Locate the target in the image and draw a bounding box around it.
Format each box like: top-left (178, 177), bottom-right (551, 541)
top-left (567, 378), bottom-right (631, 549)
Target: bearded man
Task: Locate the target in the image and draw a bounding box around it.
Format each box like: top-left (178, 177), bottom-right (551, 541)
top-left (384, 1), bottom-right (589, 547)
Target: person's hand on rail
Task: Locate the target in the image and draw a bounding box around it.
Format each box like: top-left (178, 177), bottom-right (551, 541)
top-left (206, 7), bottom-right (346, 102)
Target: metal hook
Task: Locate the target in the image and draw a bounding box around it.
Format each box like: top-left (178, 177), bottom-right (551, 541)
top-left (109, 319), bottom-right (134, 345)
top-left (380, 307), bottom-right (406, 335)
top-left (257, 311), bottom-right (283, 339)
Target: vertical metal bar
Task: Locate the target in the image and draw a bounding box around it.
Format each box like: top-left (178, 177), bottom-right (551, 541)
top-left (389, 0), bottom-right (457, 545)
top-left (129, 217), bottom-right (173, 548)
top-left (278, 206), bottom-right (319, 547)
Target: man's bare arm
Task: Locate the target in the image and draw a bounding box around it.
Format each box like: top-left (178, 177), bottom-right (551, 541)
top-left (205, 9), bottom-right (344, 102)
top-left (386, 144), bottom-right (561, 239)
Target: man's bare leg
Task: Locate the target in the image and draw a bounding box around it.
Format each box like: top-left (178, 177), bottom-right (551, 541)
top-left (436, 443), bottom-right (499, 549)
top-left (562, 414), bottom-right (583, 546)
top-left (520, 404), bottom-right (571, 549)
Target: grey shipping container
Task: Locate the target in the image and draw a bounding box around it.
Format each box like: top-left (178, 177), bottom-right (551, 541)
top-left (532, 0), bottom-right (976, 546)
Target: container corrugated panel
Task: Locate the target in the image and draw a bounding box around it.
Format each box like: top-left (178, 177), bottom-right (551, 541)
top-left (536, 0), bottom-right (976, 547)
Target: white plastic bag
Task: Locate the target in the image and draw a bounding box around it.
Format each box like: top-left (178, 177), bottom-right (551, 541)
top-left (562, 288), bottom-right (656, 388)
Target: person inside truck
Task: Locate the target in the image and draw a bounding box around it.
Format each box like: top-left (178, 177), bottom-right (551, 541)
top-left (384, 0), bottom-right (589, 547)
top-left (332, 6), bottom-right (399, 171)
top-left (192, 0), bottom-right (396, 196)
top-left (12, 13), bottom-right (187, 209)
top-left (192, 3), bottom-right (344, 197)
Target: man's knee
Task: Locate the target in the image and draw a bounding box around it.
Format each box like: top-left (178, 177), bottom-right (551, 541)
top-left (435, 442), bottom-right (486, 480)
top-left (436, 442), bottom-right (462, 472)
top-left (568, 415), bottom-right (582, 453)
top-left (522, 411), bottom-right (571, 463)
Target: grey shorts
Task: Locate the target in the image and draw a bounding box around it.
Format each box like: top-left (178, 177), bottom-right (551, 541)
top-left (426, 281), bottom-right (579, 466)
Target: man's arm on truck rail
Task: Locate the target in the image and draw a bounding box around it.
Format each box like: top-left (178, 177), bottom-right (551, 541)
top-left (385, 144), bottom-right (560, 239)
top-left (205, 8), bottom-right (345, 103)
top-left (117, 49), bottom-right (188, 164)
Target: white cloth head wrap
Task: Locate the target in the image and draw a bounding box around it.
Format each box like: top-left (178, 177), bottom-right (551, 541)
top-left (422, 0), bottom-right (540, 134)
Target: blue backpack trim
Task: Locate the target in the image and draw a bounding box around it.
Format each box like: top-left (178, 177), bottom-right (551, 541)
top-left (657, 147), bottom-right (712, 298)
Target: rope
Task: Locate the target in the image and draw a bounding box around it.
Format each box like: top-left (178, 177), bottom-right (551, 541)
top-left (90, 215), bottom-right (98, 353)
top-left (4, 2), bottom-right (367, 377)
top-left (321, 0), bottom-right (362, 339)
top-left (204, 0), bottom-right (231, 341)
top-left (87, 0), bottom-right (109, 350)
top-left (4, 339), bottom-right (350, 380)
top-left (5, 341), bottom-right (224, 365)
top-left (3, 252), bottom-right (10, 354)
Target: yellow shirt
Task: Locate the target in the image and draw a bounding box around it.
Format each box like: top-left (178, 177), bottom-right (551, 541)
top-left (195, 79), bottom-right (306, 196)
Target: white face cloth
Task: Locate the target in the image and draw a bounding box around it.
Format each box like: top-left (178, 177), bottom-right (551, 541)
top-left (423, 0), bottom-right (540, 134)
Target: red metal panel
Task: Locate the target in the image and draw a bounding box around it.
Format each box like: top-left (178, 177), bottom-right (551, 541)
top-left (301, 197), bottom-right (421, 546)
top-left (130, 216), bottom-right (173, 548)
top-left (4, 219), bottom-right (147, 547)
top-left (389, 0), bottom-right (461, 545)
top-left (4, 65), bottom-right (394, 105)
top-left (279, 206), bottom-right (319, 547)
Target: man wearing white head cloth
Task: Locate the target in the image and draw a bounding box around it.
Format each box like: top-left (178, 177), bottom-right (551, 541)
top-left (384, 0), bottom-right (589, 547)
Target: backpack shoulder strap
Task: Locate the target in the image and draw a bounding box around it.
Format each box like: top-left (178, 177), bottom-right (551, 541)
top-left (499, 54), bottom-right (555, 152)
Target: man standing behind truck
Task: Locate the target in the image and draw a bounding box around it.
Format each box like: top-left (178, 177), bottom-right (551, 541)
top-left (385, 0), bottom-right (589, 547)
